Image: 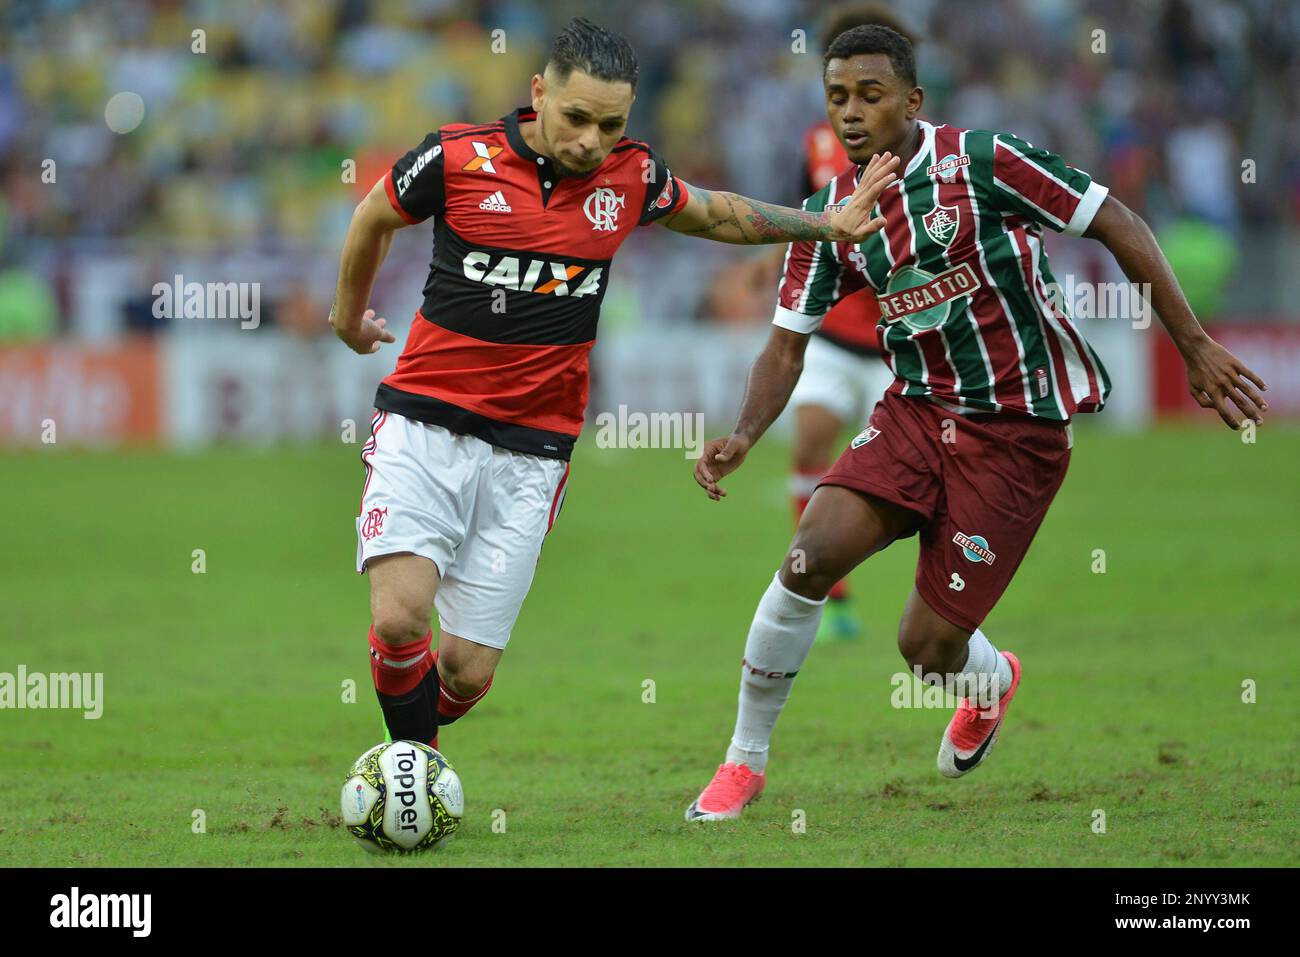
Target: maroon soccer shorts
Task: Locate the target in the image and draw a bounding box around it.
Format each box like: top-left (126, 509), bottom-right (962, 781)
top-left (819, 390), bottom-right (1072, 632)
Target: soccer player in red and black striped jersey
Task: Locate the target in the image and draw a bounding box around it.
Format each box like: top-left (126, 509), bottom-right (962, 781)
top-left (329, 18), bottom-right (900, 756)
top-left (685, 25), bottom-right (1268, 819)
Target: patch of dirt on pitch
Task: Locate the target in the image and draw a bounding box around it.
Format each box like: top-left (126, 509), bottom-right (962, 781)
top-left (878, 779), bottom-right (909, 799)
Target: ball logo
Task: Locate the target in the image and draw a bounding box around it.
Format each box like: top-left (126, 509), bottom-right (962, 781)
top-left (584, 187), bottom-right (626, 231)
top-left (434, 772), bottom-right (464, 816)
top-left (353, 783), bottom-right (366, 814)
top-left (361, 507), bottom-right (388, 541)
top-left (953, 531), bottom-right (996, 565)
top-left (391, 748), bottom-right (421, 834)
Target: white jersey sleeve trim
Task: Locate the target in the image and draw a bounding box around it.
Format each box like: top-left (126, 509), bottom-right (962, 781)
top-left (1064, 181), bottom-right (1109, 237)
top-left (772, 304), bottom-right (823, 334)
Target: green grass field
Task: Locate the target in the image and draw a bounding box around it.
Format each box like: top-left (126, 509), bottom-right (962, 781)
top-left (2, 424), bottom-right (1298, 866)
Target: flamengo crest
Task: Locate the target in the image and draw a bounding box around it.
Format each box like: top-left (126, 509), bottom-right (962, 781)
top-left (584, 187), bottom-right (626, 231)
top-left (923, 203), bottom-right (959, 247)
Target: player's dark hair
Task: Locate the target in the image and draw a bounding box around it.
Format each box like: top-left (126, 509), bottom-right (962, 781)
top-left (547, 17), bottom-right (639, 90)
top-left (818, 4), bottom-right (917, 52)
top-left (824, 24), bottom-right (917, 87)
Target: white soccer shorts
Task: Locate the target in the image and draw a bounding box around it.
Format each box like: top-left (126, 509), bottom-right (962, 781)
top-left (356, 411), bottom-right (570, 650)
top-left (789, 334), bottom-right (896, 426)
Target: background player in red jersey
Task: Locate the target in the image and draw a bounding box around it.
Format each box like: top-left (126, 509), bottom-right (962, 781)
top-left (685, 25), bottom-right (1268, 820)
top-left (328, 18), bottom-right (901, 756)
top-left (788, 5), bottom-right (918, 644)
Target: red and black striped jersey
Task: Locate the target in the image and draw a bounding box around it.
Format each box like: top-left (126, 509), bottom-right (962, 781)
top-left (376, 106), bottom-right (689, 460)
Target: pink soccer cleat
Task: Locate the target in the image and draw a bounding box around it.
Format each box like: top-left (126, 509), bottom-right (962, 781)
top-left (936, 651), bottom-right (1022, 778)
top-left (685, 762), bottom-right (766, 821)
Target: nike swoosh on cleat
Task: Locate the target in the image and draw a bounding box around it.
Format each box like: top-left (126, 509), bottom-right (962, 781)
top-left (951, 719), bottom-right (1001, 772)
top-left (685, 801), bottom-right (711, 821)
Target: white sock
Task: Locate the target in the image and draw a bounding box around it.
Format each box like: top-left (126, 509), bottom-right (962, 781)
top-left (725, 572), bottom-right (826, 773)
top-left (945, 628), bottom-right (1013, 707)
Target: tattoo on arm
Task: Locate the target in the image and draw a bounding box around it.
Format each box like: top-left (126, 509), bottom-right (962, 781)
top-left (665, 184), bottom-right (826, 243)
top-left (660, 183), bottom-right (715, 231)
top-left (733, 196), bottom-right (826, 242)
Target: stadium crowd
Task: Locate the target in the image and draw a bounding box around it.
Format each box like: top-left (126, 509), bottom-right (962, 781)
top-left (1, 0), bottom-right (1297, 340)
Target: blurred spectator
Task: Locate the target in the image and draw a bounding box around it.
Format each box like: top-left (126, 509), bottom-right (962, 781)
top-left (0, 0), bottom-right (1296, 331)
top-left (1158, 217), bottom-right (1238, 321)
top-left (0, 265), bottom-right (57, 340)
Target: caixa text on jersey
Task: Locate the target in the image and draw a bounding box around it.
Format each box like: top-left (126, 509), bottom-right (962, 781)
top-left (462, 252), bottom-right (603, 297)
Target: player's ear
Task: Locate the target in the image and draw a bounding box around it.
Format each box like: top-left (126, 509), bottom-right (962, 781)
top-left (530, 73), bottom-right (545, 112)
top-left (905, 85), bottom-right (924, 120)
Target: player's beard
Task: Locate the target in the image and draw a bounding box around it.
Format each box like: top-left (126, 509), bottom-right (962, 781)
top-left (539, 128), bottom-right (599, 178)
top-left (549, 148), bottom-right (600, 179)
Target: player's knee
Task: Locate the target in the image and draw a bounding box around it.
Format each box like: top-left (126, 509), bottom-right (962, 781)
top-left (371, 601), bottom-right (431, 649)
top-left (436, 653), bottom-right (493, 698)
top-left (779, 548), bottom-right (836, 601)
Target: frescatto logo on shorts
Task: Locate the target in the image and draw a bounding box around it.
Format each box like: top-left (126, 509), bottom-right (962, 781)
top-left (953, 532), bottom-right (996, 565)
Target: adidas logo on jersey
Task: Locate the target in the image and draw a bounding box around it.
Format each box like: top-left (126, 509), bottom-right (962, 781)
top-left (479, 190), bottom-right (512, 213)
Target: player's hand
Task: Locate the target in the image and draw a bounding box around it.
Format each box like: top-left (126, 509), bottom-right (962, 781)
top-left (822, 151), bottom-right (899, 243)
top-left (332, 307), bottom-right (397, 355)
top-left (694, 433), bottom-right (752, 501)
top-left (1183, 337), bottom-right (1268, 429)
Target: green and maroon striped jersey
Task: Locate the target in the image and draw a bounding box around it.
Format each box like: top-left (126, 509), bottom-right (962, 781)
top-left (774, 119), bottom-right (1112, 419)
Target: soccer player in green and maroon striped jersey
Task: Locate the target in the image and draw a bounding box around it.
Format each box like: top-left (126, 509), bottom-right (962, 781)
top-left (684, 25), bottom-right (1269, 820)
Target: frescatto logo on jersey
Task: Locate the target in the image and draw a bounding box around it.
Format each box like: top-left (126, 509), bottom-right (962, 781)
top-left (926, 153), bottom-right (970, 183)
top-left (879, 261), bottom-right (982, 330)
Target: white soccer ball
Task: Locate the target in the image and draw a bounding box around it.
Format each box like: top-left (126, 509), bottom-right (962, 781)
top-left (340, 741), bottom-right (463, 853)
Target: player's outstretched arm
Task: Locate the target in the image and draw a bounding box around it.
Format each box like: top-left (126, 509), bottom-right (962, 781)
top-left (662, 152), bottom-right (899, 245)
top-left (329, 177), bottom-right (409, 355)
top-left (695, 326), bottom-right (810, 501)
top-left (1085, 195), bottom-right (1268, 429)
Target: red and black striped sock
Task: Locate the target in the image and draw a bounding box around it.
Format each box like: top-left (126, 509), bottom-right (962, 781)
top-left (369, 626), bottom-right (438, 747)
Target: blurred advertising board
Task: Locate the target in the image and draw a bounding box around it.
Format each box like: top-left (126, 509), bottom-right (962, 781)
top-left (0, 339), bottom-right (160, 445)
